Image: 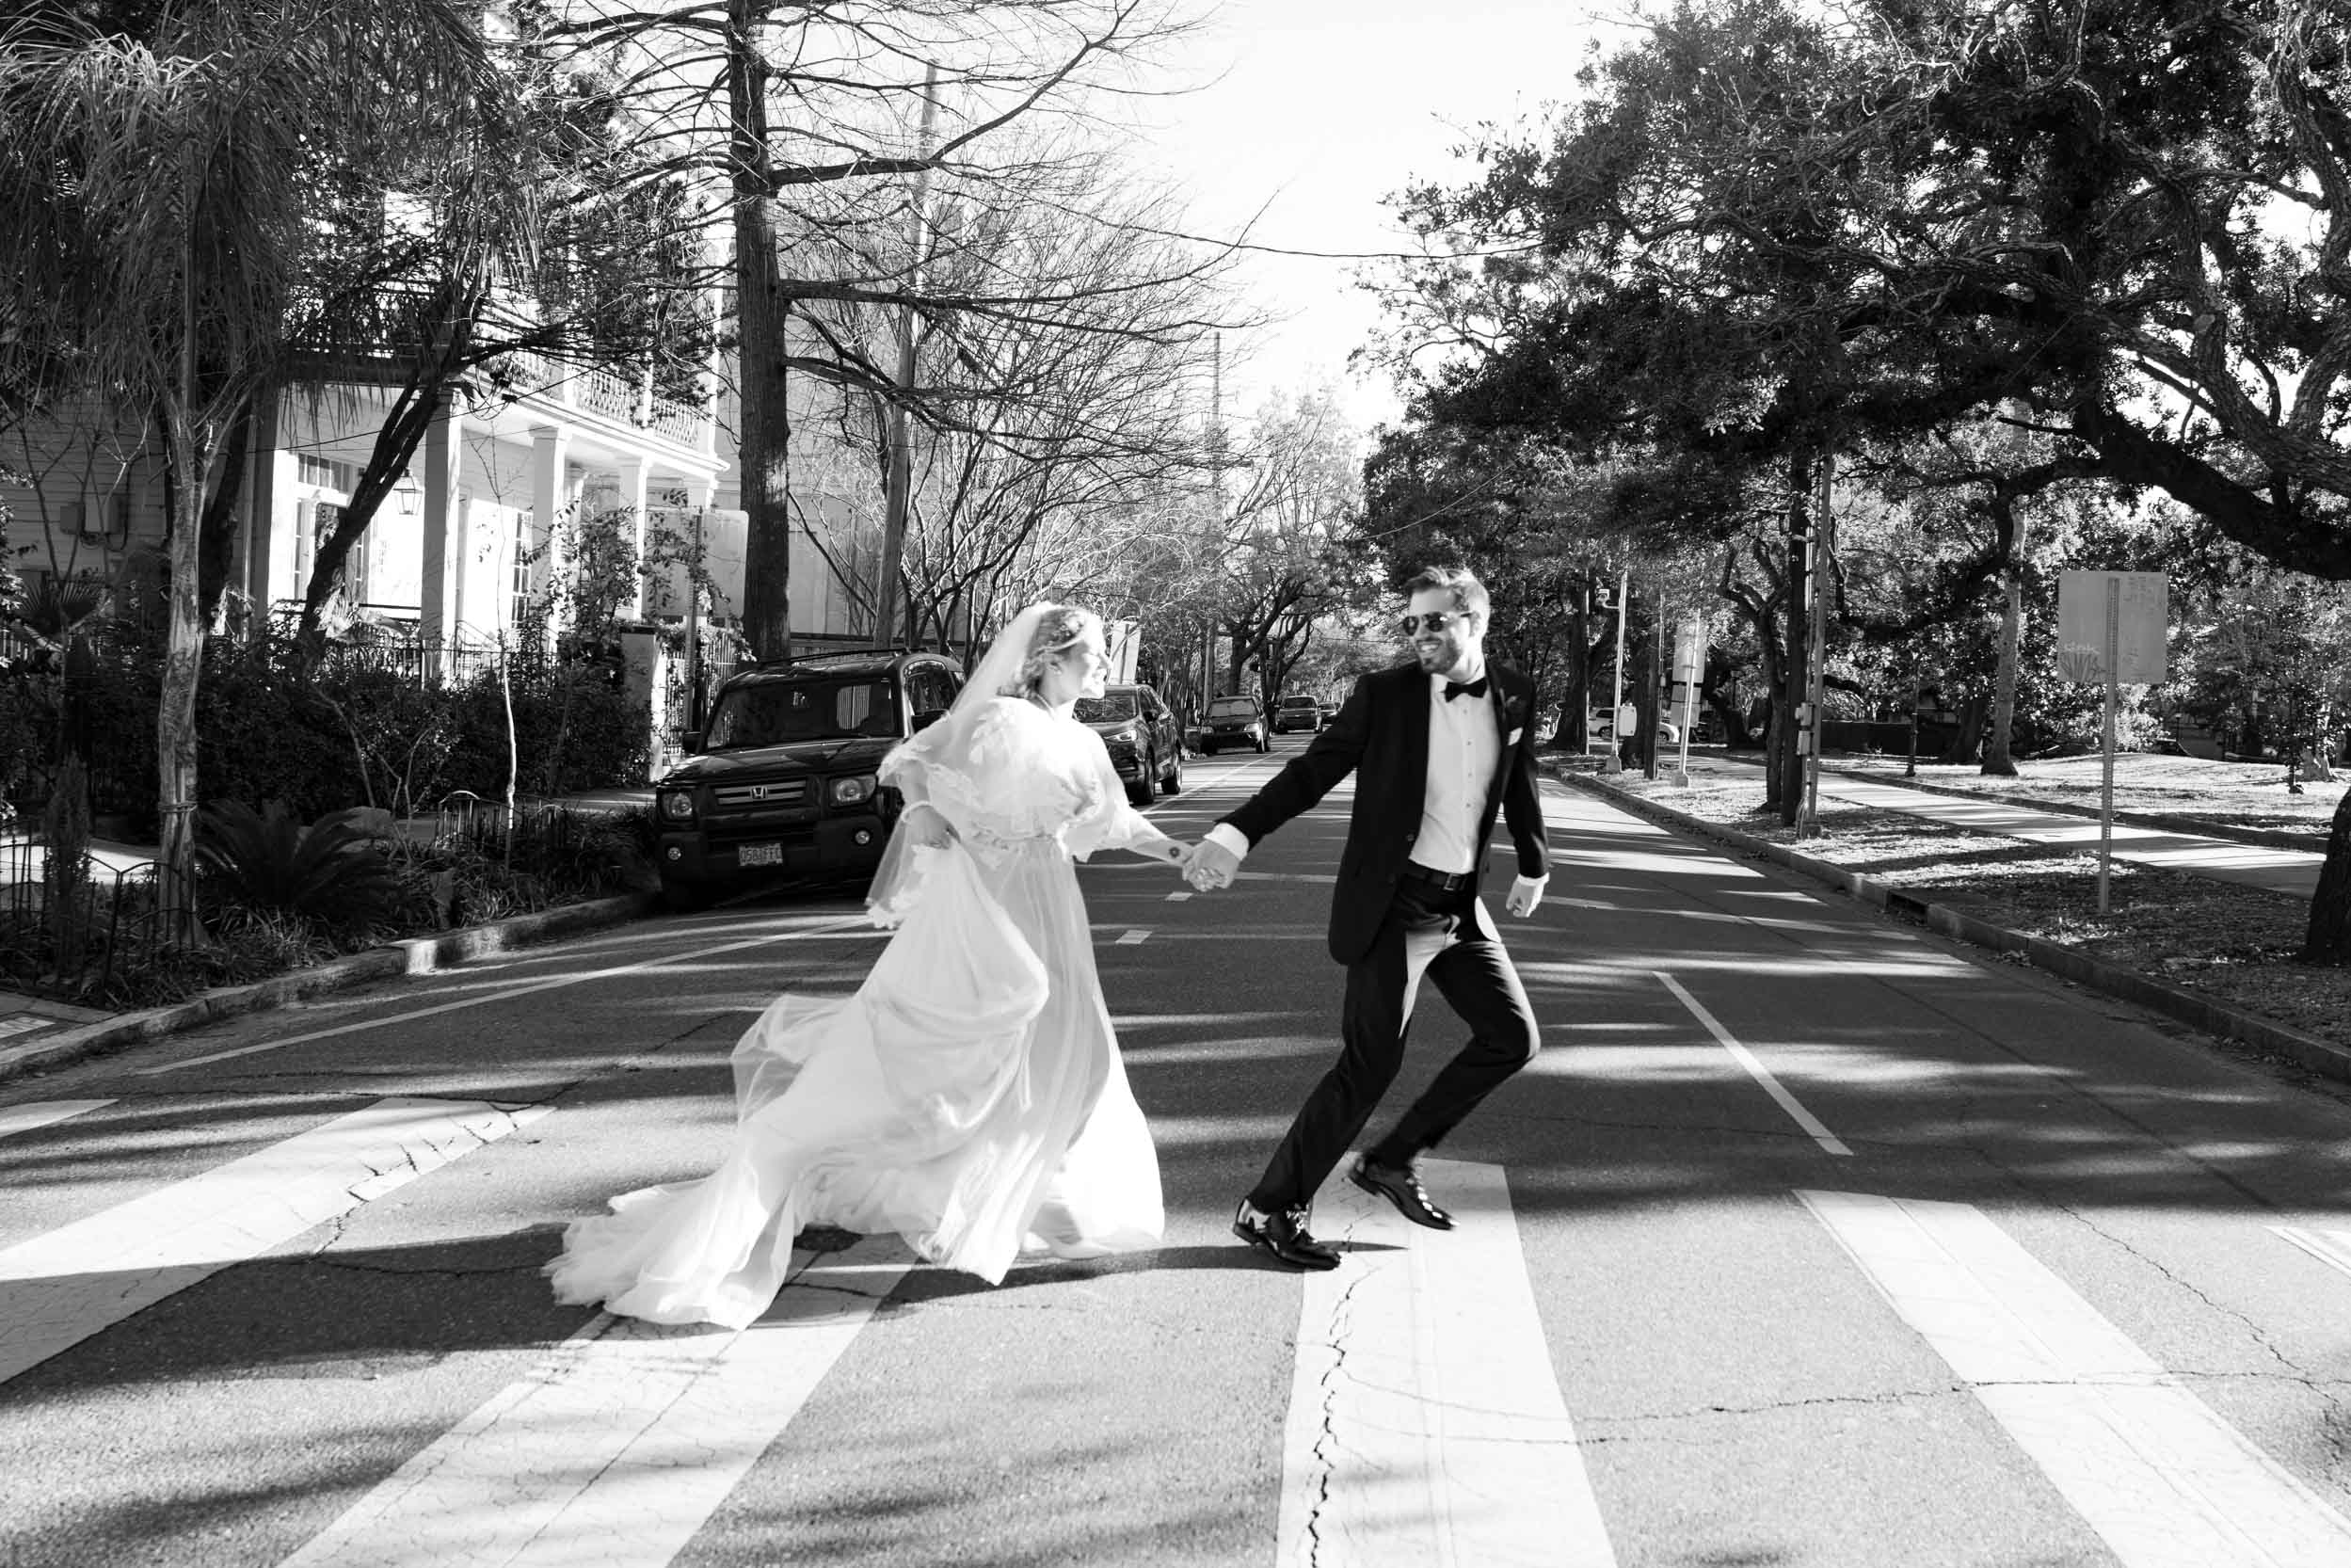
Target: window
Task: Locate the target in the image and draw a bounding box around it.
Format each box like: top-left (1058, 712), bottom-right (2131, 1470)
top-left (1207, 696), bottom-right (1258, 717)
top-left (296, 454), bottom-right (354, 491)
top-left (1074, 693), bottom-right (1139, 723)
top-left (702, 677), bottom-right (900, 748)
top-left (509, 513), bottom-right (534, 628)
top-left (905, 664), bottom-right (956, 723)
top-left (314, 503), bottom-right (366, 602)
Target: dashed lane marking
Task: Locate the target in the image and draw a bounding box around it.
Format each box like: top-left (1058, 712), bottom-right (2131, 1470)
top-left (1279, 1157), bottom-right (1620, 1567)
top-left (136, 916), bottom-right (873, 1076)
top-left (1804, 1190), bottom-right (2351, 1567)
top-left (1655, 971), bottom-right (1852, 1156)
top-left (1165, 890), bottom-right (1193, 902)
top-left (0, 1099), bottom-right (113, 1142)
top-left (0, 1096), bottom-right (548, 1386)
top-left (275, 1239), bottom-right (908, 1568)
top-left (1115, 930), bottom-right (1151, 945)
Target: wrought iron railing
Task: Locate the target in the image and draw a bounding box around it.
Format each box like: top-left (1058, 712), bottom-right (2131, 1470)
top-left (0, 832), bottom-right (190, 1001)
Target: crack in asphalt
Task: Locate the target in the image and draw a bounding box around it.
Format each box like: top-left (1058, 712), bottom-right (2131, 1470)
top-left (1303, 1208), bottom-right (1375, 1568)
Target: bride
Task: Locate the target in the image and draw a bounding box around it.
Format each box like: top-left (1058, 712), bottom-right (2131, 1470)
top-left (547, 604), bottom-right (1187, 1328)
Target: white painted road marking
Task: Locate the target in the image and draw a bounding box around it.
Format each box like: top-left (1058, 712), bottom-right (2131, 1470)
top-left (1655, 971), bottom-right (1853, 1156)
top-left (0, 1099), bottom-right (112, 1142)
top-left (138, 916), bottom-right (872, 1075)
top-left (2272, 1225), bottom-right (2351, 1282)
top-left (277, 1240), bottom-right (908, 1568)
top-left (1279, 1157), bottom-right (1619, 1567)
top-left (0, 1097), bottom-right (547, 1386)
top-left (1115, 929), bottom-right (1151, 945)
top-left (1803, 1190), bottom-right (2351, 1567)
top-left (1165, 890), bottom-right (1193, 902)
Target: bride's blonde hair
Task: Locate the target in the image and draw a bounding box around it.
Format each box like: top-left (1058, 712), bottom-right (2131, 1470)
top-left (1004, 605), bottom-right (1102, 696)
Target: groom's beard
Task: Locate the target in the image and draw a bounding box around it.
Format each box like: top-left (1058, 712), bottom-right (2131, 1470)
top-left (1414, 635), bottom-right (1477, 676)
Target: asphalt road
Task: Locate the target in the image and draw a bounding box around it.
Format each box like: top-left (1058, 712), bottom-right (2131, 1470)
top-left (5, 735), bottom-right (2350, 1567)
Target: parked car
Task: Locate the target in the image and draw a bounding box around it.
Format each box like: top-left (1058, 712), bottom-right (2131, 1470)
top-left (651, 649), bottom-right (963, 907)
top-left (1076, 682), bottom-right (1184, 805)
top-left (1199, 694), bottom-right (1270, 753)
top-left (1272, 695), bottom-right (1324, 733)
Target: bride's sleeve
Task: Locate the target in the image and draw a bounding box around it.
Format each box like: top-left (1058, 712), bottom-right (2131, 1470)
top-left (1063, 729), bottom-right (1178, 862)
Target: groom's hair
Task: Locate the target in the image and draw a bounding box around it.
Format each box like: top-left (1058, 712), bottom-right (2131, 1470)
top-left (1402, 564), bottom-right (1489, 622)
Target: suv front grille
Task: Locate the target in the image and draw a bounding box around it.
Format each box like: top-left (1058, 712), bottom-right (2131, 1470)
top-left (713, 779), bottom-right (809, 808)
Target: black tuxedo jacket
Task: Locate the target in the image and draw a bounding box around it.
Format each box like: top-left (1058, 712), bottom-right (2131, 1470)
top-left (1219, 660), bottom-right (1550, 965)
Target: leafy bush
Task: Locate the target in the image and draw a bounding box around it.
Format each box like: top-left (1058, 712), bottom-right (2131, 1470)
top-left (195, 801), bottom-right (404, 933)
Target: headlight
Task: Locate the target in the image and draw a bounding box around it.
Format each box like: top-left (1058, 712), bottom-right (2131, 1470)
top-left (660, 792), bottom-right (696, 822)
top-left (830, 775), bottom-right (876, 805)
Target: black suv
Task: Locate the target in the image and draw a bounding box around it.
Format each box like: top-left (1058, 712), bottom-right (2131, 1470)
top-left (652, 649), bottom-right (963, 906)
top-left (1075, 682), bottom-right (1184, 806)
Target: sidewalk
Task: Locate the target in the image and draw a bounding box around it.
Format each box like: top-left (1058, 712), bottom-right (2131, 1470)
top-left (1688, 754), bottom-right (2327, 899)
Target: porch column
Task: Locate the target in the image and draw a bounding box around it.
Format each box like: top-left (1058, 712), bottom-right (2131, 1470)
top-left (419, 397), bottom-right (465, 679)
top-left (614, 454), bottom-right (648, 618)
top-left (528, 424), bottom-right (571, 616)
top-left (239, 389), bottom-right (282, 616)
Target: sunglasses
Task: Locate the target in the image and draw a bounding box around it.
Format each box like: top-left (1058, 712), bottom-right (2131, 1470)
top-left (1397, 611), bottom-right (1465, 637)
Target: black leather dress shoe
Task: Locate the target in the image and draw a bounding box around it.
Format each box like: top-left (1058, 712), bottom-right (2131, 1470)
top-left (1233, 1201), bottom-right (1342, 1271)
top-left (1351, 1158), bottom-right (1454, 1230)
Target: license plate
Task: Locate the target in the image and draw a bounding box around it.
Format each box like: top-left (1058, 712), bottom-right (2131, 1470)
top-left (738, 842), bottom-right (783, 868)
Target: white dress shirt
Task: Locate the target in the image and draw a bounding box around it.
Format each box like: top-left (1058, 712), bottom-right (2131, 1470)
top-left (1204, 660), bottom-right (1547, 906)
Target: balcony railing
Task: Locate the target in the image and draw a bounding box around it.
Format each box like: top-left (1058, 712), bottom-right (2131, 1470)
top-left (496, 353), bottom-right (713, 453)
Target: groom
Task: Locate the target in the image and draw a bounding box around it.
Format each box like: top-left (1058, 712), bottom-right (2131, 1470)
top-left (1182, 565), bottom-right (1549, 1270)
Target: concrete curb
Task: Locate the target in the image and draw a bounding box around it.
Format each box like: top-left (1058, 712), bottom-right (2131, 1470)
top-left (0, 890), bottom-right (660, 1086)
top-left (1550, 767), bottom-right (2351, 1083)
top-left (1719, 753), bottom-right (2333, 854)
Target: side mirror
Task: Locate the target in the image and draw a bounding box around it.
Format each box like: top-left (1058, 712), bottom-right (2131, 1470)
top-left (680, 730), bottom-right (703, 754)
top-left (912, 709), bottom-right (947, 732)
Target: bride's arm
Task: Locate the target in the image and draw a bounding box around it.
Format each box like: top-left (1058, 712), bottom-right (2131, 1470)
top-left (1064, 732), bottom-right (1183, 864)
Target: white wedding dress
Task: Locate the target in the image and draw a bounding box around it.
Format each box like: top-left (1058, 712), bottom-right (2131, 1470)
top-left (547, 696), bottom-right (1167, 1328)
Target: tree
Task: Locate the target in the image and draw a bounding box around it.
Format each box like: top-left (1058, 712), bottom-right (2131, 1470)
top-left (547, 0), bottom-right (1208, 659)
top-left (0, 0), bottom-right (496, 923)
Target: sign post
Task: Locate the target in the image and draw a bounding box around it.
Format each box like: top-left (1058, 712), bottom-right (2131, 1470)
top-left (2056, 570), bottom-right (2167, 913)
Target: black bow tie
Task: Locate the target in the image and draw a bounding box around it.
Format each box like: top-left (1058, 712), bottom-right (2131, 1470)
top-left (1443, 676), bottom-right (1489, 703)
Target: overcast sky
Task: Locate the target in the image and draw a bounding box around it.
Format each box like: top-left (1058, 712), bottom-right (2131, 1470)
top-left (1128, 1), bottom-right (1618, 434)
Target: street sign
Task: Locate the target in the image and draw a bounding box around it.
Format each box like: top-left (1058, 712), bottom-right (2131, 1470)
top-left (2056, 570), bottom-right (2167, 683)
top-left (1672, 617), bottom-right (1703, 685)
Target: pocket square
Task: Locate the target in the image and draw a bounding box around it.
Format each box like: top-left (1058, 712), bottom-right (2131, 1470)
top-left (1506, 728), bottom-right (1525, 747)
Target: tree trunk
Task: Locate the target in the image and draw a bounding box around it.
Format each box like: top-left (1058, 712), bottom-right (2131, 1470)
top-left (157, 409), bottom-right (206, 943)
top-left (1983, 564), bottom-right (2023, 776)
top-left (729, 0), bottom-right (793, 661)
top-left (1777, 456), bottom-right (1812, 824)
top-left (1635, 610), bottom-right (1660, 776)
top-left (2302, 786), bottom-right (2351, 965)
top-left (1938, 690), bottom-right (1988, 766)
top-left (197, 389), bottom-right (255, 628)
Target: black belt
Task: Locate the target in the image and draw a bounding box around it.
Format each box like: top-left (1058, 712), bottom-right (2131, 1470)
top-left (1400, 863), bottom-right (1474, 893)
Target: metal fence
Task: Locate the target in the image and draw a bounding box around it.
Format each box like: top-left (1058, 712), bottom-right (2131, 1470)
top-left (0, 831), bottom-right (189, 1001)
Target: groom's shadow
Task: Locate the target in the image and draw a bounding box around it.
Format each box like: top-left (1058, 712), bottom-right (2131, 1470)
top-left (868, 1240), bottom-right (1408, 1310)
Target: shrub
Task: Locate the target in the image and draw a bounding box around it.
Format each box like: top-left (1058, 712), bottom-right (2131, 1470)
top-left (195, 801), bottom-right (404, 933)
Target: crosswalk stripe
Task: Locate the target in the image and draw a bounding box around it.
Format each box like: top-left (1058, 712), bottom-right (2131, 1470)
top-left (1279, 1158), bottom-right (1618, 1567)
top-left (1802, 1190), bottom-right (2351, 1567)
top-left (2272, 1225), bottom-right (2351, 1281)
top-left (277, 1239), bottom-right (908, 1568)
top-left (1115, 929), bottom-right (1151, 944)
top-left (0, 1099), bottom-right (112, 1142)
top-left (1655, 971), bottom-right (1852, 1156)
top-left (0, 1097), bottom-right (546, 1386)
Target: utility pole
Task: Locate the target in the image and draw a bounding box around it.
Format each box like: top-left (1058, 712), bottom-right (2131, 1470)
top-left (872, 63), bottom-right (941, 648)
top-left (1201, 333), bottom-right (1226, 712)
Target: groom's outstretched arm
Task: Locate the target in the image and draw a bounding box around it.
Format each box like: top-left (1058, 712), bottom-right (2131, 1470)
top-left (1216, 675), bottom-right (1374, 852)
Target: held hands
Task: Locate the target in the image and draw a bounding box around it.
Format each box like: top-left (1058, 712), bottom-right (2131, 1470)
top-left (1178, 837), bottom-right (1241, 892)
